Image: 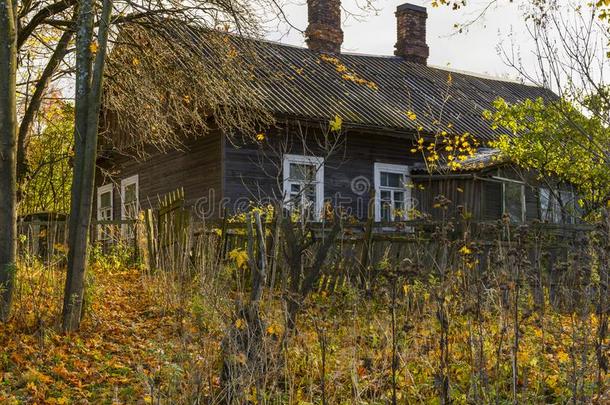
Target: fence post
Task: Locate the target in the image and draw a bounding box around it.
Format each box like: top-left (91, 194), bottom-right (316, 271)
top-left (359, 190), bottom-right (375, 287)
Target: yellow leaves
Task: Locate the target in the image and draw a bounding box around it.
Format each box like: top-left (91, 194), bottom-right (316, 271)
top-left (341, 73), bottom-right (379, 90)
top-left (320, 54), bottom-right (378, 90)
top-left (226, 47), bottom-right (239, 59)
top-left (459, 245), bottom-right (472, 255)
top-left (426, 153), bottom-right (439, 162)
top-left (320, 54), bottom-right (340, 64)
top-left (228, 248), bottom-right (249, 269)
top-left (47, 397), bottom-right (69, 405)
top-left (556, 351), bottom-right (570, 363)
top-left (132, 57), bottom-right (140, 66)
top-left (266, 323), bottom-right (281, 336)
top-left (89, 41), bottom-right (99, 54)
top-left (26, 381), bottom-right (37, 393)
top-left (409, 114), bottom-right (481, 172)
top-left (329, 115), bottom-right (343, 132)
top-left (22, 367), bottom-right (53, 385)
top-left (256, 133), bottom-right (266, 142)
top-left (235, 318), bottom-right (246, 329)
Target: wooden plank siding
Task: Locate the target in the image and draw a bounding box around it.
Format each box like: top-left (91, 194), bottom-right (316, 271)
top-left (95, 124), bottom-right (574, 225)
top-left (95, 131), bottom-right (223, 221)
top-left (222, 127), bottom-right (421, 219)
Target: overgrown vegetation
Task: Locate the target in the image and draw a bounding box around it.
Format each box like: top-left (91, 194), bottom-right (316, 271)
top-left (1, 213), bottom-right (608, 404)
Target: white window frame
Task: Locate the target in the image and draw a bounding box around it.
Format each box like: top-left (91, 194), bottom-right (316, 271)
top-left (374, 163), bottom-right (411, 222)
top-left (96, 184), bottom-right (113, 241)
top-left (97, 184), bottom-right (114, 221)
top-left (120, 174), bottom-right (139, 220)
top-left (494, 176), bottom-right (526, 223)
top-left (282, 154), bottom-right (325, 221)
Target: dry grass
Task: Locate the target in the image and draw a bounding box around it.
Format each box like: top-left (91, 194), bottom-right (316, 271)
top-left (1, 235), bottom-right (609, 404)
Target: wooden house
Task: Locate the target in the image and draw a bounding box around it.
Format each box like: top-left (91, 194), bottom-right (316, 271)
top-left (95, 2), bottom-right (577, 227)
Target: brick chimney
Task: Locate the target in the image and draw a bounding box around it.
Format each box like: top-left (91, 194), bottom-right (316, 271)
top-left (306, 0), bottom-right (343, 53)
top-left (394, 3), bottom-right (429, 65)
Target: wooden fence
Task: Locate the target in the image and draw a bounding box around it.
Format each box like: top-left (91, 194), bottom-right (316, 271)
top-left (17, 218), bottom-right (140, 262)
top-left (17, 203), bottom-right (596, 297)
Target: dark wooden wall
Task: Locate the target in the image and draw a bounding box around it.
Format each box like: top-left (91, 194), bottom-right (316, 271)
top-left (95, 131), bottom-right (223, 221)
top-left (222, 126), bottom-right (420, 219)
top-left (96, 123), bottom-right (572, 224)
top-left (413, 165), bottom-right (571, 222)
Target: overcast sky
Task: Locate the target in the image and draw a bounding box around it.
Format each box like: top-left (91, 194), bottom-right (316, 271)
top-left (266, 0), bottom-right (534, 81)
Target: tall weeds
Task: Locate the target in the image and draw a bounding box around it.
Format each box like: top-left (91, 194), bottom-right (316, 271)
top-left (8, 214), bottom-right (610, 404)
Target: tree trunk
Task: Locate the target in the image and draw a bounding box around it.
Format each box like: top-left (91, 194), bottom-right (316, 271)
top-left (62, 0), bottom-right (112, 332)
top-left (0, 0), bottom-right (18, 322)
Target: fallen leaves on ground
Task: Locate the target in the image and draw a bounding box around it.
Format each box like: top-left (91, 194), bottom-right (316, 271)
top-left (0, 267), bottom-right (212, 404)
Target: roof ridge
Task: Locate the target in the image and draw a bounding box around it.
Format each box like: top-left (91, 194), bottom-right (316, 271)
top-left (261, 36), bottom-right (540, 87)
top-left (427, 65), bottom-right (536, 86)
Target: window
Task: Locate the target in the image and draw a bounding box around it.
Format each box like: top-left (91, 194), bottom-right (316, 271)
top-left (503, 181), bottom-right (525, 223)
top-left (97, 184), bottom-right (113, 241)
top-left (539, 188), bottom-right (561, 223)
top-left (121, 175), bottom-right (139, 220)
top-left (97, 184), bottom-right (113, 221)
top-left (374, 163), bottom-right (410, 222)
top-left (121, 175), bottom-right (139, 238)
top-left (283, 154), bottom-right (324, 220)
top-left (539, 187), bottom-right (576, 224)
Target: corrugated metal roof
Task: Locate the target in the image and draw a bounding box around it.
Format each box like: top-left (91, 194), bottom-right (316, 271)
top-left (164, 24), bottom-right (556, 143)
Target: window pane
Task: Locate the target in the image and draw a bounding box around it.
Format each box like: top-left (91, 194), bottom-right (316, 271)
top-left (100, 191), bottom-right (111, 208)
top-left (559, 190), bottom-right (575, 223)
top-left (504, 182), bottom-right (523, 222)
top-left (123, 183), bottom-right (138, 221)
top-left (124, 204), bottom-right (138, 219)
top-left (380, 172), bottom-right (402, 188)
top-left (99, 208), bottom-right (112, 220)
top-left (304, 184), bottom-right (316, 204)
top-left (381, 204), bottom-right (391, 222)
top-left (287, 180), bottom-right (318, 220)
top-left (539, 188), bottom-right (551, 221)
top-left (124, 183), bottom-right (137, 204)
top-left (380, 190), bottom-right (392, 221)
top-left (290, 163), bottom-right (315, 181)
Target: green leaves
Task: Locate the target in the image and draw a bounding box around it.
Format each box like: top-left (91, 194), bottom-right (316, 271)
top-left (485, 96), bottom-right (610, 214)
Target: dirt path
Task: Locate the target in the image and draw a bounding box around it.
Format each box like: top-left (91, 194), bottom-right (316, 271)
top-left (0, 268), bottom-right (181, 404)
